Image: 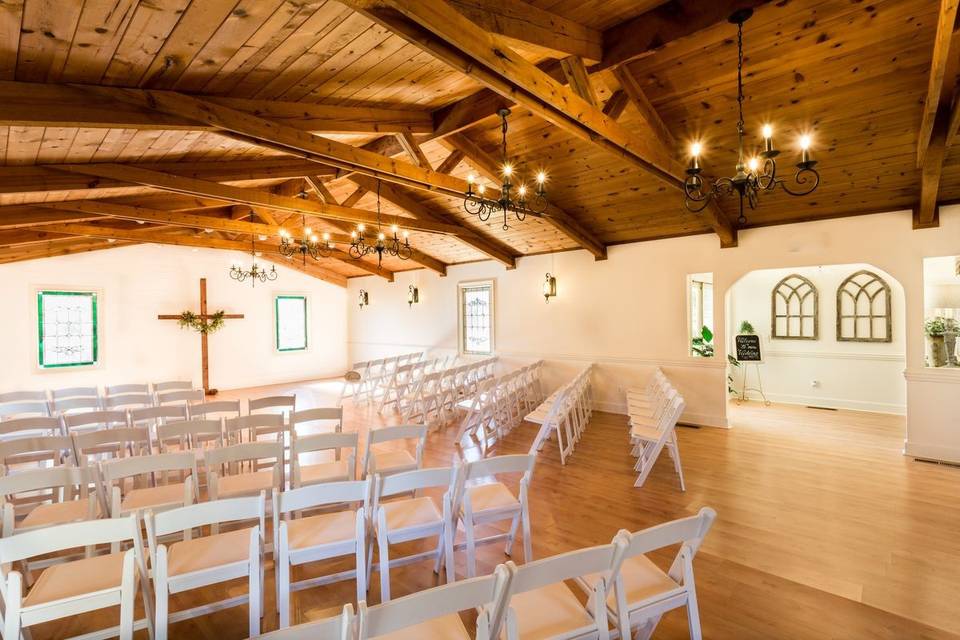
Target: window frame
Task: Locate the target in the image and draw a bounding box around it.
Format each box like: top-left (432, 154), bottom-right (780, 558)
top-left (36, 289), bottom-right (100, 369)
top-left (457, 279), bottom-right (496, 356)
top-left (771, 274), bottom-right (819, 340)
top-left (687, 273), bottom-right (714, 358)
top-left (274, 294), bottom-right (308, 352)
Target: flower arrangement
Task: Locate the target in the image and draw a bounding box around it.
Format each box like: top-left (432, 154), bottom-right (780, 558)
top-left (177, 310), bottom-right (226, 334)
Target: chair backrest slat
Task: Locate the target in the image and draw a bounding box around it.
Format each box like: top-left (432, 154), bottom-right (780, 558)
top-left (0, 515), bottom-right (138, 563)
top-left (150, 493), bottom-right (265, 537)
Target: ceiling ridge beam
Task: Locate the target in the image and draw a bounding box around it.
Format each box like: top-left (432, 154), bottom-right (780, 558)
top-left (918, 0), bottom-right (960, 167)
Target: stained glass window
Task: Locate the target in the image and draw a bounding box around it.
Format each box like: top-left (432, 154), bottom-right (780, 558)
top-left (460, 281), bottom-right (494, 355)
top-left (37, 290), bottom-right (98, 368)
top-left (275, 295), bottom-right (308, 351)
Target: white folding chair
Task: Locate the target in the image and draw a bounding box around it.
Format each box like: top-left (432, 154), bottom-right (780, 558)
top-left (128, 405), bottom-right (188, 447)
top-left (500, 536), bottom-right (630, 640)
top-left (156, 418), bottom-right (223, 454)
top-left (0, 396), bottom-right (51, 421)
top-left (0, 414), bottom-right (63, 444)
top-left (152, 381), bottom-right (193, 405)
top-left (71, 426), bottom-right (152, 467)
top-left (53, 395), bottom-right (104, 418)
top-left (0, 466), bottom-right (101, 538)
top-left (189, 399), bottom-right (242, 421)
top-left (273, 478), bottom-right (370, 626)
top-left (145, 493), bottom-right (266, 639)
top-left (631, 395), bottom-right (686, 490)
top-left (362, 424), bottom-right (426, 479)
top-left (290, 407), bottom-right (343, 436)
top-left (249, 394), bottom-right (297, 421)
top-left (371, 466), bottom-right (457, 601)
top-left (105, 383), bottom-right (151, 397)
top-left (290, 431), bottom-right (358, 488)
top-left (0, 515), bottom-right (154, 640)
top-left (101, 452), bottom-right (199, 519)
top-left (454, 454), bottom-right (536, 579)
top-left (224, 413), bottom-right (286, 448)
top-left (0, 390), bottom-right (49, 406)
top-left (357, 564), bottom-right (513, 640)
top-left (155, 388), bottom-right (205, 407)
top-left (102, 393), bottom-right (153, 411)
top-left (61, 409), bottom-right (127, 435)
top-left (578, 509), bottom-right (716, 640)
top-left (51, 386), bottom-right (101, 412)
top-left (0, 434), bottom-right (74, 473)
top-left (259, 604), bottom-right (354, 640)
top-left (206, 441), bottom-right (284, 502)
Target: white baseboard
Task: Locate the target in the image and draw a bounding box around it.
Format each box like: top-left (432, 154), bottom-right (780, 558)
top-left (594, 400), bottom-right (729, 429)
top-left (904, 440), bottom-right (960, 465)
top-left (738, 390), bottom-right (906, 415)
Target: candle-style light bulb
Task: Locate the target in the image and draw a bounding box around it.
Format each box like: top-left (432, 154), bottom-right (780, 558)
top-left (322, 232), bottom-right (330, 241)
top-left (762, 124), bottom-right (773, 139)
top-left (310, 234), bottom-right (318, 243)
top-left (536, 171), bottom-right (546, 184)
top-left (358, 223), bottom-right (365, 232)
top-left (402, 230), bottom-right (409, 239)
top-left (747, 156), bottom-right (759, 173)
top-left (502, 163), bottom-right (512, 177)
top-left (799, 134), bottom-right (812, 164)
top-left (304, 226), bottom-right (311, 235)
top-left (467, 173), bottom-right (475, 184)
top-left (689, 142), bottom-right (702, 172)
top-left (518, 184), bottom-right (527, 197)
top-left (478, 183), bottom-right (486, 195)
top-left (391, 224), bottom-right (398, 234)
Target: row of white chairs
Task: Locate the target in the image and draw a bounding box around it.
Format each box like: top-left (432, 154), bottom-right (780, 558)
top-left (627, 369), bottom-right (687, 490)
top-left (0, 453), bottom-right (538, 639)
top-left (0, 382), bottom-right (206, 420)
top-left (376, 354), bottom-right (457, 414)
top-left (399, 356), bottom-right (499, 426)
top-left (526, 364), bottom-right (595, 465)
top-left (263, 506), bottom-right (716, 640)
top-left (454, 362), bottom-right (545, 456)
top-left (339, 351), bottom-right (426, 405)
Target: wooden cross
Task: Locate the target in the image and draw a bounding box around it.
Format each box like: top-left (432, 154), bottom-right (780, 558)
top-left (158, 278), bottom-right (244, 396)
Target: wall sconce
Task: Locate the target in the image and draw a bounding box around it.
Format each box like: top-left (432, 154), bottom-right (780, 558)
top-left (358, 289), bottom-right (369, 309)
top-left (543, 273), bottom-right (557, 303)
top-left (408, 285), bottom-right (419, 308)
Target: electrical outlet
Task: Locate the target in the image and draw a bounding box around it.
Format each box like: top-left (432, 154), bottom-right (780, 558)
top-left (811, 380), bottom-right (820, 388)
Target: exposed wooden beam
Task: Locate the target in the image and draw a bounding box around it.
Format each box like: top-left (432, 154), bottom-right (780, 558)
top-left (304, 175), bottom-right (448, 277)
top-left (599, 0), bottom-right (771, 72)
top-left (559, 56), bottom-right (597, 106)
top-left (395, 131), bottom-right (433, 169)
top-left (76, 86), bottom-right (476, 200)
top-left (0, 80), bottom-right (433, 134)
top-left (39, 223), bottom-right (351, 286)
top-left (601, 90), bottom-right (629, 120)
top-left (0, 238), bottom-right (139, 264)
top-left (918, 0), bottom-right (960, 167)
top-left (342, 187), bottom-right (369, 208)
top-left (444, 132), bottom-right (607, 260)
top-left (448, 0), bottom-right (601, 61)
top-left (49, 163), bottom-right (475, 238)
top-left (355, 0), bottom-right (736, 247)
top-left (0, 210), bottom-right (103, 230)
top-left (348, 173), bottom-right (518, 269)
top-left (613, 66), bottom-right (676, 151)
top-left (436, 149), bottom-right (465, 174)
top-left (0, 158), bottom-right (335, 198)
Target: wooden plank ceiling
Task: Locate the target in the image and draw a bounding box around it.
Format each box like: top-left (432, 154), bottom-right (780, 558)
top-left (0, 0), bottom-right (954, 286)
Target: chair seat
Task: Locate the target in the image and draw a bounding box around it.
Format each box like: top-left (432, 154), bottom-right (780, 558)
top-left (21, 498), bottom-right (98, 530)
top-left (372, 450), bottom-right (417, 475)
top-left (382, 497), bottom-right (441, 531)
top-left (167, 527), bottom-right (255, 576)
top-left (121, 482), bottom-right (188, 512)
top-left (286, 510), bottom-right (357, 551)
top-left (24, 552), bottom-right (126, 607)
top-left (629, 424), bottom-right (664, 443)
top-left (299, 460), bottom-right (352, 485)
top-left (584, 554), bottom-right (681, 609)
top-left (509, 582), bottom-right (597, 640)
top-left (372, 613), bottom-right (470, 639)
top-left (216, 469), bottom-right (275, 498)
top-left (464, 482), bottom-right (518, 515)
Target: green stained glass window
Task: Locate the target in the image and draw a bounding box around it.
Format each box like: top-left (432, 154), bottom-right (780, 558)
top-left (37, 290), bottom-right (98, 368)
top-left (275, 295), bottom-right (307, 351)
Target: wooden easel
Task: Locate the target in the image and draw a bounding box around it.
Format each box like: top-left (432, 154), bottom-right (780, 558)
top-left (158, 278), bottom-right (243, 395)
top-left (736, 363), bottom-right (771, 406)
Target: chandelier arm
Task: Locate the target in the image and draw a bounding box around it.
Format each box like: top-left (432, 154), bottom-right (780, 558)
top-left (756, 157), bottom-right (777, 190)
top-left (777, 167), bottom-right (821, 196)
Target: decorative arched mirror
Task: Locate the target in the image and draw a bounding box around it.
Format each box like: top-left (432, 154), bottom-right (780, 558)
top-left (771, 274), bottom-right (819, 339)
top-left (836, 270), bottom-right (892, 342)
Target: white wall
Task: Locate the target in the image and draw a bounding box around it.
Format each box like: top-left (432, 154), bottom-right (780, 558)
top-left (726, 264), bottom-right (906, 414)
top-left (348, 207), bottom-right (960, 463)
top-left (0, 244), bottom-right (348, 392)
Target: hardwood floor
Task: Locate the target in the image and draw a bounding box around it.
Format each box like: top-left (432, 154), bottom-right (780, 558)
top-left (34, 381), bottom-right (960, 639)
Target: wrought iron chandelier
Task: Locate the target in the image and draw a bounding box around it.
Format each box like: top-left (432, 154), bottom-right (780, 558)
top-left (349, 180), bottom-right (412, 268)
top-left (463, 108), bottom-right (547, 230)
top-left (684, 8), bottom-right (820, 224)
top-left (279, 211), bottom-right (334, 263)
top-left (230, 236), bottom-right (277, 287)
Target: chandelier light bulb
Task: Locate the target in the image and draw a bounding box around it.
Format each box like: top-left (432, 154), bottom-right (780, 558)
top-left (747, 157), bottom-right (759, 172)
top-left (310, 234), bottom-right (318, 243)
top-left (351, 230), bottom-right (357, 239)
top-left (358, 223), bottom-right (365, 232)
top-left (762, 124), bottom-right (773, 139)
top-left (536, 171), bottom-right (547, 184)
top-left (467, 173), bottom-right (475, 184)
top-left (690, 142), bottom-right (702, 158)
top-left (799, 134), bottom-right (812, 150)
top-left (322, 232), bottom-right (330, 241)
top-left (518, 184), bottom-right (527, 196)
top-left (391, 224), bottom-right (398, 234)
top-left (477, 183), bottom-right (486, 195)
top-left (258, 234), bottom-right (267, 241)
top-left (304, 226), bottom-right (312, 234)
top-left (502, 163), bottom-right (513, 177)
top-left (402, 230), bottom-right (409, 239)
top-left (378, 232), bottom-right (385, 241)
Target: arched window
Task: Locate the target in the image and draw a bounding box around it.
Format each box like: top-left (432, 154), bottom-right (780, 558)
top-left (836, 270), bottom-right (892, 342)
top-left (771, 274), bottom-right (818, 339)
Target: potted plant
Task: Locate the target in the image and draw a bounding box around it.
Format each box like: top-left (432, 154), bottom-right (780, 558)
top-left (925, 317), bottom-right (949, 367)
top-left (945, 318), bottom-right (959, 366)
top-left (691, 325), bottom-right (714, 358)
top-left (739, 320), bottom-right (756, 335)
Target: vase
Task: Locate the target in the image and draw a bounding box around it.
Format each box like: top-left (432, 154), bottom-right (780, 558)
top-left (927, 335), bottom-right (948, 367)
top-left (946, 331), bottom-right (958, 366)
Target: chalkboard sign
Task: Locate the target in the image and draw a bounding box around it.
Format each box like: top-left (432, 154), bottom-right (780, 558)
top-left (735, 334), bottom-right (763, 362)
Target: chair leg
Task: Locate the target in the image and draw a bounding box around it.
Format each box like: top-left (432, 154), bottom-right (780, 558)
top-left (248, 557), bottom-right (261, 637)
top-left (4, 573), bottom-right (22, 640)
top-left (278, 550), bottom-right (291, 628)
top-left (366, 539), bottom-right (375, 587)
top-left (444, 522), bottom-right (456, 583)
top-left (505, 513), bottom-right (521, 556)
top-left (378, 534), bottom-right (391, 602)
top-left (155, 549), bottom-right (169, 640)
top-left (432, 530), bottom-right (445, 574)
top-left (463, 516), bottom-right (477, 578)
top-left (355, 539), bottom-right (367, 602)
top-left (119, 551), bottom-right (136, 640)
top-left (669, 434), bottom-right (686, 492)
top-left (521, 501), bottom-right (533, 563)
